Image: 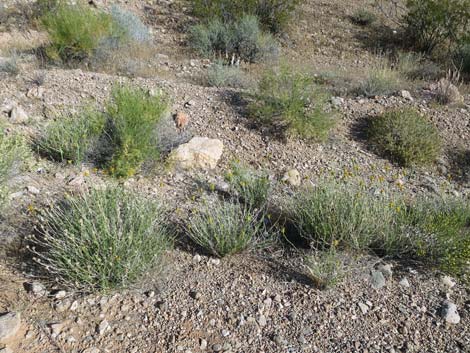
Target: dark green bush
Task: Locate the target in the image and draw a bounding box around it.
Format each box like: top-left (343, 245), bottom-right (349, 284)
top-left (404, 0), bottom-right (470, 53)
top-left (367, 108), bottom-right (441, 166)
top-left (189, 15), bottom-right (278, 63)
top-left (456, 42), bottom-right (470, 74)
top-left (249, 65), bottom-right (336, 141)
top-left (30, 186), bottom-right (172, 291)
top-left (191, 0), bottom-right (300, 33)
top-left (105, 86), bottom-right (168, 178)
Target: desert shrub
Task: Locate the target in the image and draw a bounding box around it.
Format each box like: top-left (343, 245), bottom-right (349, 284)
top-left (225, 162), bottom-right (270, 209)
top-left (206, 62), bottom-right (249, 88)
top-left (355, 64), bottom-right (403, 97)
top-left (396, 52), bottom-right (442, 80)
top-left (0, 127), bottom-right (29, 212)
top-left (290, 182), bottom-right (407, 251)
top-left (0, 53), bottom-right (19, 76)
top-left (105, 86), bottom-right (168, 178)
top-left (35, 110), bottom-right (106, 164)
top-left (29, 186), bottom-right (172, 291)
top-left (191, 0), bottom-right (300, 33)
top-left (41, 2), bottom-right (118, 62)
top-left (367, 108), bottom-right (441, 166)
top-left (455, 42), bottom-right (470, 74)
top-left (351, 9), bottom-right (377, 26)
top-left (249, 65), bottom-right (336, 141)
top-left (305, 248), bottom-right (344, 289)
top-left (406, 197), bottom-right (470, 282)
top-left (188, 15), bottom-right (279, 63)
top-left (403, 0), bottom-right (470, 53)
top-left (185, 198), bottom-right (273, 257)
top-left (109, 6), bottom-right (150, 44)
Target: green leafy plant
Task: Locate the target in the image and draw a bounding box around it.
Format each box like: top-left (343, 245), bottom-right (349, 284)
top-left (403, 0), bottom-right (470, 53)
top-left (104, 86), bottom-right (168, 178)
top-left (189, 15), bottom-right (279, 63)
top-left (185, 198), bottom-right (274, 257)
top-left (191, 0), bottom-right (300, 33)
top-left (249, 65), bottom-right (336, 141)
top-left (225, 162), bottom-right (270, 209)
top-left (29, 186), bottom-right (172, 291)
top-left (367, 108), bottom-right (441, 166)
top-left (35, 110), bottom-right (106, 164)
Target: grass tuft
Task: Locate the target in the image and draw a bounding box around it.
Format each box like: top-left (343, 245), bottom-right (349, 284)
top-left (29, 186), bottom-right (172, 291)
top-left (305, 248), bottom-right (344, 289)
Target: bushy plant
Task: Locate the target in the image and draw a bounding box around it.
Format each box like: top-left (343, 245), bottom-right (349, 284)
top-left (396, 52), bottom-right (442, 80)
top-left (41, 2), bottom-right (117, 62)
top-left (188, 15), bottom-right (279, 63)
top-left (455, 42), bottom-right (470, 74)
top-left (110, 6), bottom-right (150, 44)
top-left (206, 62), bottom-right (249, 88)
top-left (0, 53), bottom-right (19, 76)
top-left (249, 65), bottom-right (336, 141)
top-left (105, 86), bottom-right (168, 178)
top-left (351, 9), bottom-right (377, 26)
top-left (355, 65), bottom-right (403, 97)
top-left (185, 198), bottom-right (273, 257)
top-left (191, 0), bottom-right (300, 33)
top-left (35, 110), bottom-right (105, 164)
top-left (29, 186), bottom-right (172, 291)
top-left (305, 248), bottom-right (344, 289)
top-left (367, 108), bottom-right (441, 166)
top-left (225, 162), bottom-right (270, 209)
top-left (404, 0), bottom-right (470, 53)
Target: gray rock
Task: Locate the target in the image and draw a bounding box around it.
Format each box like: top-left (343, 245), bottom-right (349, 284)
top-left (0, 312), bottom-right (21, 341)
top-left (440, 300), bottom-right (460, 324)
top-left (9, 105), bottom-right (28, 124)
top-left (200, 339), bottom-right (208, 350)
top-left (212, 344), bottom-right (222, 352)
top-left (399, 277), bottom-right (410, 288)
top-left (370, 270), bottom-right (386, 289)
top-left (378, 264), bottom-right (393, 278)
top-left (399, 90), bottom-right (413, 101)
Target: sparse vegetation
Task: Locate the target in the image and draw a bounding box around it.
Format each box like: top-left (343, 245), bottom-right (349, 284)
top-left (206, 62), bottom-right (249, 88)
top-left (305, 248), bottom-right (344, 289)
top-left (351, 9), bottom-right (376, 26)
top-left (191, 0), bottom-right (300, 33)
top-left (189, 15), bottom-right (279, 63)
top-left (0, 52), bottom-right (20, 76)
top-left (105, 86), bottom-right (168, 178)
top-left (225, 162), bottom-right (270, 209)
top-left (395, 52), bottom-right (442, 80)
top-left (355, 63), bottom-right (403, 97)
top-left (367, 108), bottom-right (441, 166)
top-left (185, 198), bottom-right (273, 257)
top-left (35, 110), bottom-right (106, 164)
top-left (29, 186), bottom-right (172, 291)
top-left (249, 65), bottom-right (336, 141)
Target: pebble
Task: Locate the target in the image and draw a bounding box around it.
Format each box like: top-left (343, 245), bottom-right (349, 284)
top-left (258, 315), bottom-right (267, 327)
top-left (26, 185), bottom-right (40, 195)
top-left (358, 302), bottom-right (369, 315)
top-left (0, 312), bottom-right (21, 341)
top-left (97, 319), bottom-right (109, 335)
top-left (9, 105), bottom-right (28, 124)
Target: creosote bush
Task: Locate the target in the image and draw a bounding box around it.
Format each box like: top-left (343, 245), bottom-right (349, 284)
top-left (191, 0), bottom-right (300, 33)
top-left (189, 15), bottom-right (279, 63)
top-left (367, 108), bottom-right (441, 166)
top-left (29, 186), bottom-right (172, 291)
top-left (35, 110), bottom-right (105, 164)
top-left (225, 162), bottom-right (270, 209)
top-left (185, 197), bottom-right (273, 257)
top-left (249, 65), bottom-right (336, 141)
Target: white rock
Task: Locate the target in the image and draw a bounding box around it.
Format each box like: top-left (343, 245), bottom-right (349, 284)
top-left (282, 169), bottom-right (301, 186)
top-left (399, 277), bottom-right (410, 288)
top-left (0, 312), bottom-right (21, 341)
top-left (400, 90), bottom-right (413, 101)
top-left (27, 281), bottom-right (47, 296)
top-left (441, 275), bottom-right (456, 289)
top-left (258, 315), bottom-right (267, 327)
top-left (9, 105), bottom-right (28, 124)
top-left (358, 302), bottom-right (369, 315)
top-left (441, 300), bottom-right (460, 324)
top-left (97, 319), bottom-right (109, 335)
top-left (169, 137), bottom-right (224, 170)
top-left (26, 186), bottom-right (40, 195)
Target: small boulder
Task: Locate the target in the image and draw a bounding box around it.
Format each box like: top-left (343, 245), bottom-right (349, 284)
top-left (0, 312), bottom-right (21, 342)
top-left (169, 137), bottom-right (223, 170)
top-left (370, 270), bottom-right (386, 290)
top-left (440, 300), bottom-right (460, 324)
top-left (282, 169), bottom-right (301, 186)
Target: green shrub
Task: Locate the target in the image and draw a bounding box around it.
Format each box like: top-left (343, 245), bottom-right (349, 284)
top-left (185, 198), bottom-right (273, 257)
top-left (367, 108), bottom-right (441, 166)
top-left (225, 162), bottom-right (270, 209)
top-left (248, 65), bottom-right (336, 141)
top-left (189, 15), bottom-right (279, 63)
top-left (289, 182), bottom-right (407, 251)
top-left (351, 9), bottom-right (377, 26)
top-left (29, 186), bottom-right (172, 291)
top-left (305, 248), bottom-right (344, 289)
top-left (105, 86), bottom-right (168, 178)
top-left (41, 2), bottom-right (117, 62)
top-left (404, 0), bottom-right (470, 53)
top-left (355, 65), bottom-right (403, 97)
top-left (191, 0), bottom-right (300, 33)
top-left (406, 197), bottom-right (470, 282)
top-left (206, 62), bottom-right (249, 88)
top-left (0, 127), bottom-right (29, 212)
top-left (35, 110), bottom-right (105, 164)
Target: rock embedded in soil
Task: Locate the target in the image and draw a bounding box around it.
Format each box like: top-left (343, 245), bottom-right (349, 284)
top-left (169, 137), bottom-right (224, 170)
top-left (0, 312), bottom-right (21, 342)
top-left (370, 270), bottom-right (386, 290)
top-left (282, 169), bottom-right (301, 186)
top-left (440, 301), bottom-right (460, 324)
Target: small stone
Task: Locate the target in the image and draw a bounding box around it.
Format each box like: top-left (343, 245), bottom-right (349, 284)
top-left (49, 322), bottom-right (64, 336)
top-left (25, 282), bottom-right (47, 296)
top-left (399, 277), bottom-right (410, 288)
top-left (9, 105), bottom-right (28, 124)
top-left (221, 329), bottom-right (230, 337)
top-left (193, 254), bottom-right (202, 263)
top-left (97, 320), bottom-right (109, 335)
top-left (358, 302), bottom-right (369, 315)
top-left (185, 100), bottom-right (196, 107)
top-left (200, 339), bottom-right (208, 350)
top-left (370, 270), bottom-right (386, 290)
top-left (54, 290), bottom-right (67, 299)
top-left (70, 300), bottom-right (79, 311)
top-left (400, 90), bottom-right (413, 101)
top-left (440, 300), bottom-right (460, 324)
top-left (378, 264), bottom-right (393, 278)
top-left (0, 312), bottom-right (21, 341)
top-left (258, 315), bottom-right (267, 327)
top-left (282, 169), bottom-right (301, 187)
top-left (441, 275), bottom-right (456, 289)
top-left (331, 96), bottom-right (344, 107)
top-left (212, 344), bottom-right (222, 352)
top-left (208, 258), bottom-right (221, 266)
top-left (26, 186), bottom-right (40, 195)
